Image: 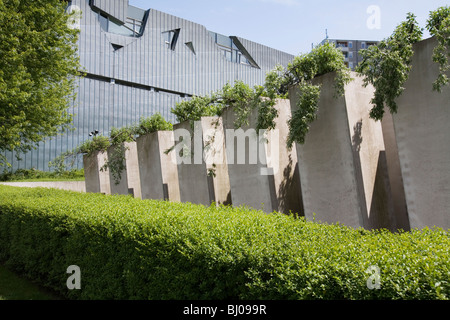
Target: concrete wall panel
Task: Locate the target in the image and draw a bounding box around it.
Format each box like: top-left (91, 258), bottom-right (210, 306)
top-left (137, 131), bottom-right (180, 201)
top-left (221, 107), bottom-right (278, 213)
top-left (393, 37), bottom-right (450, 230)
top-left (269, 99), bottom-right (303, 215)
top-left (108, 141), bottom-right (141, 198)
top-left (83, 151), bottom-right (111, 194)
top-left (174, 121), bottom-right (211, 206)
top-left (289, 72), bottom-right (396, 229)
top-left (174, 118), bottom-right (231, 206)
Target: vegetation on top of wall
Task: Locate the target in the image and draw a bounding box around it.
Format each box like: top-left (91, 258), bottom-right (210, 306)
top-left (357, 7), bottom-right (450, 121)
top-left (100, 113), bottom-right (174, 185)
top-left (49, 113), bottom-right (173, 184)
top-left (426, 6), bottom-right (450, 92)
top-left (133, 113), bottom-right (174, 136)
top-left (276, 42), bottom-right (353, 148)
top-left (356, 13), bottom-right (423, 121)
top-left (171, 80), bottom-right (280, 132)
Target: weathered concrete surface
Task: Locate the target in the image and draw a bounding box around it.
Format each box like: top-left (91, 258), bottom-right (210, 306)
top-left (83, 151), bottom-right (111, 194)
top-left (392, 37), bottom-right (450, 230)
top-left (289, 72), bottom-right (397, 230)
top-left (0, 181), bottom-right (86, 193)
top-left (201, 116), bottom-right (232, 205)
top-left (136, 131), bottom-right (180, 202)
top-left (173, 118), bottom-right (231, 206)
top-left (108, 141), bottom-right (142, 198)
top-left (269, 99), bottom-right (303, 215)
top-left (221, 106), bottom-right (278, 213)
top-left (380, 108), bottom-right (410, 231)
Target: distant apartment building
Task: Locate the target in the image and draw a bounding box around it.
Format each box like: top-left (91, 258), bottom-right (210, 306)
top-left (320, 38), bottom-right (379, 70)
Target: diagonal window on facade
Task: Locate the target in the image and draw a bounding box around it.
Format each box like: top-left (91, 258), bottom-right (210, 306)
top-left (95, 5), bottom-right (147, 37)
top-left (209, 31), bottom-right (259, 68)
top-left (162, 29), bottom-right (181, 51)
top-left (185, 42), bottom-right (196, 55)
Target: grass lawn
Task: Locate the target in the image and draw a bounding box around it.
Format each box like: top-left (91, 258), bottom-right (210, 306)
top-left (0, 265), bottom-right (61, 300)
top-left (4, 177), bottom-right (85, 182)
top-left (0, 169), bottom-right (85, 183)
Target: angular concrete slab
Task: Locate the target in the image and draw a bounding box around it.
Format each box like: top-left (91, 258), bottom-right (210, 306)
top-left (269, 99), bottom-right (303, 216)
top-left (392, 37), bottom-right (450, 230)
top-left (83, 151), bottom-right (111, 194)
top-left (201, 116), bottom-right (232, 206)
top-left (289, 72), bottom-right (398, 230)
top-left (108, 141), bottom-right (142, 198)
top-left (136, 131), bottom-right (180, 202)
top-left (221, 106), bottom-right (278, 213)
top-left (173, 118), bottom-right (231, 206)
top-left (380, 108), bottom-right (410, 231)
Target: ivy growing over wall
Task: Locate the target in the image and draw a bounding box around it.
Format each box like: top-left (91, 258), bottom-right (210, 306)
top-left (48, 135), bottom-right (111, 174)
top-left (49, 113), bottom-right (173, 184)
top-left (426, 6), bottom-right (450, 92)
top-left (171, 80), bottom-right (279, 132)
top-left (171, 42), bottom-right (352, 150)
top-left (357, 7), bottom-right (450, 121)
top-left (104, 113), bottom-right (173, 185)
top-left (280, 42), bottom-right (353, 148)
top-left (357, 13), bottom-right (423, 121)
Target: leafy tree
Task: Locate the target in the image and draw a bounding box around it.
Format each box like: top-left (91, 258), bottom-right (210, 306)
top-left (103, 113), bottom-right (173, 184)
top-left (357, 13), bottom-right (423, 120)
top-left (426, 6), bottom-right (450, 92)
top-left (171, 94), bottom-right (222, 124)
top-left (49, 113), bottom-right (173, 184)
top-left (133, 113), bottom-right (173, 136)
top-left (282, 42), bottom-right (352, 148)
top-left (0, 0), bottom-right (80, 167)
top-left (171, 80), bottom-right (279, 131)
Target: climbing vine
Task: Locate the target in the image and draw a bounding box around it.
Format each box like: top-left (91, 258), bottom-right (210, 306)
top-left (171, 80), bottom-right (279, 132)
top-left (357, 13), bottom-right (423, 121)
top-left (49, 135), bottom-right (110, 174)
top-left (279, 41), bottom-right (353, 148)
top-left (171, 42), bottom-right (352, 150)
top-left (357, 7), bottom-right (450, 121)
top-left (49, 113), bottom-right (173, 185)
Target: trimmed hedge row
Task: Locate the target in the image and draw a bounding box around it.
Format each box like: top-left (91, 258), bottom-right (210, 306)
top-left (0, 185), bottom-right (448, 300)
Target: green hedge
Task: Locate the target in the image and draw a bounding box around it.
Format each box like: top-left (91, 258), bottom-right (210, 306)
top-left (0, 185), bottom-right (448, 300)
top-left (0, 168), bottom-right (85, 182)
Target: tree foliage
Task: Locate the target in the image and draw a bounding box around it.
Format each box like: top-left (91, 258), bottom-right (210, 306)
top-left (357, 13), bottom-right (423, 121)
top-left (171, 80), bottom-right (280, 132)
top-left (49, 113), bottom-right (173, 184)
top-left (426, 6), bottom-right (450, 92)
top-left (103, 113), bottom-right (173, 185)
top-left (0, 0), bottom-right (81, 166)
top-left (282, 42), bottom-right (352, 148)
top-left (357, 8), bottom-right (450, 121)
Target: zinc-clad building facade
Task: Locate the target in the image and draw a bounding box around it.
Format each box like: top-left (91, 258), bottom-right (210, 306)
top-left (4, 0), bottom-right (294, 171)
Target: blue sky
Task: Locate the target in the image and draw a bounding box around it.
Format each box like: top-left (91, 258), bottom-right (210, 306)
top-left (129, 0), bottom-right (449, 55)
